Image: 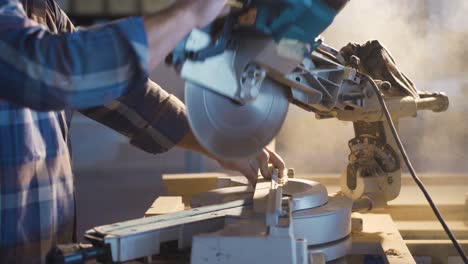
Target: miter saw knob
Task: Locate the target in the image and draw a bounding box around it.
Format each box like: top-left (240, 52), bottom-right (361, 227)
top-left (380, 81), bottom-right (392, 92)
top-left (416, 92), bottom-right (450, 113)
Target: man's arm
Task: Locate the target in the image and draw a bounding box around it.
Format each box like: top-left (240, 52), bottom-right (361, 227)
top-left (0, 0), bottom-right (147, 111)
top-left (81, 79), bottom-right (189, 154)
top-left (49, 0), bottom-right (283, 183)
top-left (80, 77), bottom-right (285, 184)
top-left (0, 0), bottom-right (226, 111)
top-left (47, 0), bottom-right (188, 154)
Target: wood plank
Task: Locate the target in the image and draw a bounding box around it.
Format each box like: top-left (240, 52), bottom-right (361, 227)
top-left (377, 205), bottom-right (466, 221)
top-left (397, 221), bottom-right (468, 240)
top-left (406, 240), bottom-right (468, 264)
top-left (351, 214), bottom-right (416, 264)
top-left (162, 173), bottom-right (239, 204)
top-left (145, 196), bottom-right (185, 216)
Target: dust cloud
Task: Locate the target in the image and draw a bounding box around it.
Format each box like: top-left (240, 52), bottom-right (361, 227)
top-left (277, 0), bottom-right (468, 174)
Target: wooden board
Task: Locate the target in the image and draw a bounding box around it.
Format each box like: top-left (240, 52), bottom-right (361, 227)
top-left (145, 196), bottom-right (185, 216)
top-left (351, 214), bottom-right (416, 264)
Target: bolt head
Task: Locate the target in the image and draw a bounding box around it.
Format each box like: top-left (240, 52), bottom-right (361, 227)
top-left (350, 55), bottom-right (361, 67)
top-left (381, 81), bottom-right (392, 91)
top-left (250, 88), bottom-right (259, 98)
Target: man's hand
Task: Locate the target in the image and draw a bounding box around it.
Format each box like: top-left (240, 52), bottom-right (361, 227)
top-left (216, 147), bottom-right (286, 187)
top-left (143, 0), bottom-right (229, 69)
top-left (178, 131), bottom-right (285, 187)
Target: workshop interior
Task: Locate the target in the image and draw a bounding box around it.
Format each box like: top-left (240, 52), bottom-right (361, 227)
top-left (47, 0), bottom-right (467, 263)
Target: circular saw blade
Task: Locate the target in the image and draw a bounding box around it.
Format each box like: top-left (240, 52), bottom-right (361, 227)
top-left (185, 78), bottom-right (289, 160)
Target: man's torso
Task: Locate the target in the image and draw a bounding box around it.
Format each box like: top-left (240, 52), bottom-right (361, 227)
top-left (0, 1), bottom-right (76, 263)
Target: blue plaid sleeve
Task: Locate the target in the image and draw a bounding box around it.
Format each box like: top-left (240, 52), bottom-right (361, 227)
top-left (0, 0), bottom-right (148, 111)
top-left (46, 0), bottom-right (189, 154)
top-left (81, 79), bottom-right (190, 154)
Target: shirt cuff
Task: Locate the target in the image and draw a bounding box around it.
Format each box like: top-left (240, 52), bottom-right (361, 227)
top-left (114, 17), bottom-right (149, 76)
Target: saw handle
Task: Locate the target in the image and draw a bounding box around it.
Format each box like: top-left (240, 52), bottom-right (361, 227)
top-left (415, 93), bottom-right (449, 113)
top-left (46, 244), bottom-right (105, 264)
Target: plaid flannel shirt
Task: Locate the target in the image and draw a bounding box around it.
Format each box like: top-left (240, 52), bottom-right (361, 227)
top-left (0, 0), bottom-right (189, 263)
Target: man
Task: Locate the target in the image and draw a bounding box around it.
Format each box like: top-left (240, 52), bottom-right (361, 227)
top-left (0, 0), bottom-right (285, 263)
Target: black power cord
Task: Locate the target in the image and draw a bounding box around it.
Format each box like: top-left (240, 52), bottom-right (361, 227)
top-left (361, 73), bottom-right (468, 264)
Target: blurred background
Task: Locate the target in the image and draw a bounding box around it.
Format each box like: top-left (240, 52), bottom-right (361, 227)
top-left (53, 0), bottom-right (468, 238)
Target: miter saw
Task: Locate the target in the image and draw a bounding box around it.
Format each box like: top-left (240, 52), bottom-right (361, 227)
top-left (172, 0), bottom-right (448, 209)
top-left (47, 0), bottom-right (454, 263)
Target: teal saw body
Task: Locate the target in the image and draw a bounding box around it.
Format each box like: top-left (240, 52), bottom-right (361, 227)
top-left (253, 0), bottom-right (344, 46)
